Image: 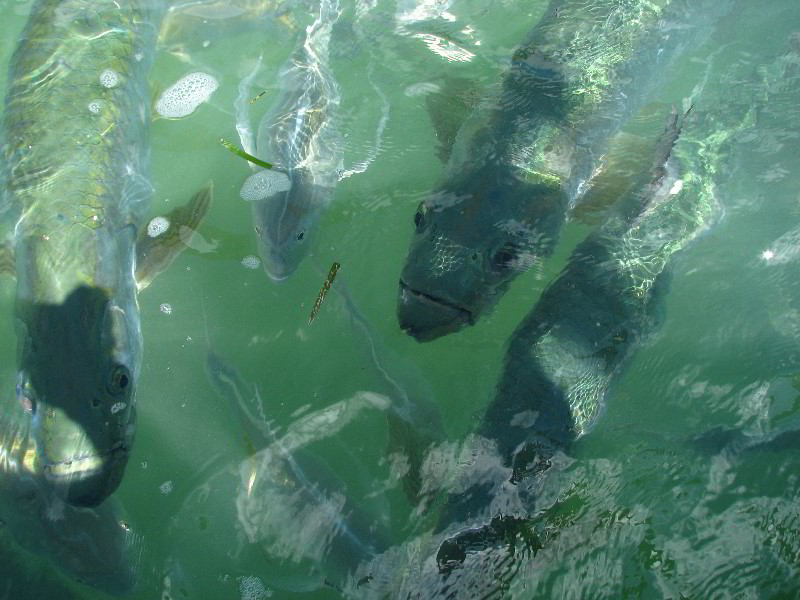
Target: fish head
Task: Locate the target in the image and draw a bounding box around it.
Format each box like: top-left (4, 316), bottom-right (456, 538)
top-left (398, 163), bottom-right (567, 341)
top-left (15, 282), bottom-right (140, 507)
top-left (250, 170), bottom-right (329, 281)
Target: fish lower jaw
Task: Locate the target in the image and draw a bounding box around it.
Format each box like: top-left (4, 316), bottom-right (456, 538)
top-left (42, 443), bottom-right (130, 507)
top-left (42, 443), bottom-right (125, 477)
top-left (397, 280), bottom-right (474, 342)
top-left (265, 269), bottom-right (290, 283)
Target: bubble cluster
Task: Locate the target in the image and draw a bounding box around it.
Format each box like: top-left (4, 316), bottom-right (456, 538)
top-left (155, 72), bottom-right (219, 119)
top-left (99, 69), bottom-right (119, 88)
top-left (88, 100), bottom-right (102, 114)
top-left (110, 402), bottom-right (126, 415)
top-left (147, 216), bottom-right (170, 237)
top-left (159, 480), bottom-right (174, 495)
top-left (160, 303), bottom-right (173, 315)
top-left (238, 576), bottom-right (271, 600)
top-left (241, 255), bottom-right (261, 269)
top-left (239, 170), bottom-right (291, 201)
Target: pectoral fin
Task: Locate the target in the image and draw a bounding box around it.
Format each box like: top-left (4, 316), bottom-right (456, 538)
top-left (135, 181), bottom-right (213, 292)
top-left (425, 75), bottom-right (482, 163)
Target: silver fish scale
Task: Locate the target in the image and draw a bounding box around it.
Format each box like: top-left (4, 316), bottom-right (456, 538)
top-left (429, 234), bottom-right (467, 277)
top-left (4, 0), bottom-right (161, 304)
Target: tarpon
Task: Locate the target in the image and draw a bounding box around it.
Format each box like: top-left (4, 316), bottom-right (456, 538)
top-left (237, 0), bottom-right (343, 281)
top-left (0, 0), bottom-right (212, 590)
top-left (397, 0), bottom-right (729, 341)
top-left (347, 97), bottom-right (759, 596)
top-left (190, 350), bottom-right (390, 593)
top-left (480, 106), bottom-right (695, 465)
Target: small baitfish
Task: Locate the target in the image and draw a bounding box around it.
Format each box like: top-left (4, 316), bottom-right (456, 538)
top-left (397, 0), bottom-right (732, 341)
top-left (237, 0), bottom-right (343, 281)
top-left (0, 0), bottom-right (212, 592)
top-left (308, 261), bottom-right (340, 323)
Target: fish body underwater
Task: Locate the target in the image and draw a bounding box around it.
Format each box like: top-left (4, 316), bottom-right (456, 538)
top-left (397, 0), bottom-right (729, 341)
top-left (349, 98), bottom-right (750, 597)
top-left (481, 107), bottom-right (695, 466)
top-left (0, 0), bottom-right (211, 592)
top-left (0, 0), bottom-right (166, 509)
top-left (240, 0), bottom-right (342, 281)
top-left (195, 351), bottom-right (390, 593)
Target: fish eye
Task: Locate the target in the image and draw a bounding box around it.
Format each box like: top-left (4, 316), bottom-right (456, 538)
top-left (414, 201), bottom-right (428, 231)
top-left (491, 241), bottom-right (520, 270)
top-left (296, 231), bottom-right (305, 241)
top-left (107, 365), bottom-right (131, 397)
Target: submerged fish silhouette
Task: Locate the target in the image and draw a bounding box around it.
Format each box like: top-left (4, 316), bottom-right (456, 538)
top-left (397, 0), bottom-right (730, 341)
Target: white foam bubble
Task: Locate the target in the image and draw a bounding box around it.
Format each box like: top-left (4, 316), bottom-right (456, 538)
top-left (160, 303), bottom-right (173, 315)
top-left (88, 100), bottom-right (102, 114)
top-left (110, 402), bottom-right (126, 414)
top-left (155, 71), bottom-right (219, 119)
top-left (239, 170), bottom-right (291, 201)
top-left (159, 480), bottom-right (174, 495)
top-left (241, 255), bottom-right (261, 269)
top-left (238, 576), bottom-right (271, 600)
top-left (100, 69), bottom-right (119, 88)
top-left (147, 216), bottom-right (170, 237)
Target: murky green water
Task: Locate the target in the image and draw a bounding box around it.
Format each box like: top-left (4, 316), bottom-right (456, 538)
top-left (1, 0), bottom-right (800, 598)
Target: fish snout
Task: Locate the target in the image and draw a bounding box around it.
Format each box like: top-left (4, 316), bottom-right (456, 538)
top-left (397, 280), bottom-right (473, 341)
top-left (263, 260), bottom-right (294, 282)
top-left (257, 241), bottom-right (300, 282)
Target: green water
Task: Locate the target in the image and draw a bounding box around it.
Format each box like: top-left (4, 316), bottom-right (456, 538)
top-left (2, 0), bottom-right (800, 598)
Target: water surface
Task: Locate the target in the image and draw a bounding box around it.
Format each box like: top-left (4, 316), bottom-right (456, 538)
top-left (1, 0), bottom-right (800, 598)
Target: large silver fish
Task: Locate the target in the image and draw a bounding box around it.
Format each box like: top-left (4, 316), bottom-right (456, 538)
top-left (238, 0), bottom-right (342, 281)
top-left (0, 0), bottom-right (214, 508)
top-left (397, 0), bottom-right (730, 341)
top-left (0, 0), bottom-right (211, 590)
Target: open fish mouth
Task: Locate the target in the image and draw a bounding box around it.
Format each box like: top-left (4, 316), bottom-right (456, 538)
top-left (43, 442), bottom-right (130, 507)
top-left (397, 280), bottom-right (474, 341)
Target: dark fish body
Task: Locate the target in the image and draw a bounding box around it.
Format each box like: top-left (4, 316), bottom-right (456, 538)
top-left (398, 0), bottom-right (728, 341)
top-left (351, 98), bottom-right (762, 598)
top-left (483, 108), bottom-right (694, 461)
top-left (244, 0), bottom-right (342, 280)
